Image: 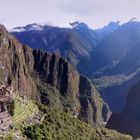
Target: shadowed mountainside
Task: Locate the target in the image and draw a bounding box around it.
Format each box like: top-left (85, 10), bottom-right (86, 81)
top-left (92, 21), bottom-right (140, 112)
top-left (107, 80), bottom-right (140, 138)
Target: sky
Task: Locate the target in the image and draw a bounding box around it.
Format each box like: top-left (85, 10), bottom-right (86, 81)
top-left (0, 0), bottom-right (140, 29)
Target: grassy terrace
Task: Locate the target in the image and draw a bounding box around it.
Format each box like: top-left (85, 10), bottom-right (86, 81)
top-left (12, 92), bottom-right (38, 125)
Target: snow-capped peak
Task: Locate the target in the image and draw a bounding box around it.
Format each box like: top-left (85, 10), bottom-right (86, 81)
top-left (26, 23), bottom-right (44, 31)
top-left (10, 27), bottom-right (26, 32)
top-left (11, 23), bottom-right (47, 32)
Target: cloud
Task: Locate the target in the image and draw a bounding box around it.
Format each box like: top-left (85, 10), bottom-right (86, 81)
top-left (0, 18), bottom-right (6, 25)
top-left (1, 0), bottom-right (140, 29)
top-left (60, 0), bottom-right (103, 16)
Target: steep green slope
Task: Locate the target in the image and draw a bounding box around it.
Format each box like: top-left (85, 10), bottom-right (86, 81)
top-left (23, 106), bottom-right (132, 140)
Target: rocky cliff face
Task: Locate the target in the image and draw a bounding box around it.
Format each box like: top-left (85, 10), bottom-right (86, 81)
top-left (0, 24), bottom-right (110, 126)
top-left (0, 24), bottom-right (35, 97)
top-left (106, 80), bottom-right (140, 138)
top-left (32, 49), bottom-right (110, 125)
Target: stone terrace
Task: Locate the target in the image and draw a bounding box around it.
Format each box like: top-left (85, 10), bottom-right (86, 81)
top-left (0, 82), bottom-right (13, 130)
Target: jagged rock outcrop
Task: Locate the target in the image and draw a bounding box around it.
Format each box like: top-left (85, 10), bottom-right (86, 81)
top-left (0, 24), bottom-right (35, 98)
top-left (32, 50), bottom-right (110, 125)
top-left (106, 80), bottom-right (140, 138)
top-left (0, 24), bottom-right (110, 126)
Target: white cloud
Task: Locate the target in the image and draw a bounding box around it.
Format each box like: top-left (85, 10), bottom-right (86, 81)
top-left (0, 0), bottom-right (140, 29)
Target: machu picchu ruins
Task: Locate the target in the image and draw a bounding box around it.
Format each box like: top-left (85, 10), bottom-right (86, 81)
top-left (0, 82), bottom-right (13, 130)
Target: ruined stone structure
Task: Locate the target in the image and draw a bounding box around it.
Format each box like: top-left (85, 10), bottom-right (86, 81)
top-left (0, 82), bottom-right (13, 130)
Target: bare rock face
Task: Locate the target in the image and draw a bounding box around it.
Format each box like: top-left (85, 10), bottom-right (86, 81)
top-left (33, 49), bottom-right (79, 98)
top-left (32, 50), bottom-right (110, 125)
top-left (107, 80), bottom-right (140, 138)
top-left (0, 24), bottom-right (110, 126)
top-left (0, 24), bottom-right (35, 98)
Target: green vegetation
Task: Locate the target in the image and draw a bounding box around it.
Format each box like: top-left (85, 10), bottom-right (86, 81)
top-left (23, 106), bottom-right (132, 140)
top-left (3, 134), bottom-right (13, 140)
top-left (0, 133), bottom-right (13, 140)
top-left (12, 92), bottom-right (38, 125)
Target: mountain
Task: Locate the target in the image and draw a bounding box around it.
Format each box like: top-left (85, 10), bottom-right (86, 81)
top-left (91, 21), bottom-right (140, 73)
top-left (0, 25), bottom-right (131, 140)
top-left (11, 21), bottom-right (140, 113)
top-left (106, 80), bottom-right (140, 138)
top-left (95, 21), bottom-right (120, 38)
top-left (0, 24), bottom-right (111, 127)
top-left (0, 24), bottom-right (133, 140)
top-left (11, 22), bottom-right (101, 77)
top-left (92, 21), bottom-right (140, 112)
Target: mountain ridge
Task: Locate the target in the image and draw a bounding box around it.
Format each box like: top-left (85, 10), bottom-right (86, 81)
top-left (0, 24), bottom-right (110, 127)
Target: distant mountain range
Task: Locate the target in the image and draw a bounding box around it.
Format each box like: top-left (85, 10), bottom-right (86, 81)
top-left (0, 23), bottom-right (133, 140)
top-left (11, 21), bottom-right (140, 113)
top-left (11, 21), bottom-right (119, 77)
top-left (92, 21), bottom-right (140, 112)
top-left (95, 21), bottom-right (120, 38)
top-left (2, 20), bottom-right (140, 138)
